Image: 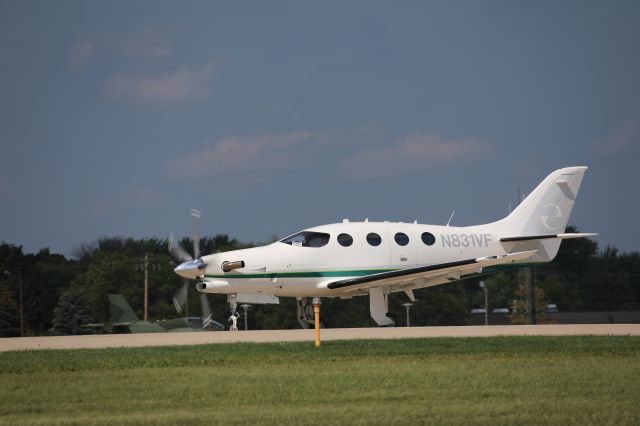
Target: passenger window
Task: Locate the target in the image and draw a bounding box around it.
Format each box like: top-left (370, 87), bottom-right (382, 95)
top-left (337, 233), bottom-right (353, 247)
top-left (421, 232), bottom-right (436, 246)
top-left (394, 232), bottom-right (409, 246)
top-left (366, 233), bottom-right (382, 246)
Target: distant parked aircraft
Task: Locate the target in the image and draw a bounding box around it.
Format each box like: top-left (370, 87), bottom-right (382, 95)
top-left (88, 294), bottom-right (223, 333)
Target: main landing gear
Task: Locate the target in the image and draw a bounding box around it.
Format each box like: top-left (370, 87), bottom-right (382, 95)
top-left (300, 291), bottom-right (397, 328)
top-left (370, 287), bottom-right (396, 327)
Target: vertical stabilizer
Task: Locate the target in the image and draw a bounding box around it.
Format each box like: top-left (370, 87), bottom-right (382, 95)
top-left (109, 294), bottom-right (140, 323)
top-left (498, 166), bottom-right (588, 236)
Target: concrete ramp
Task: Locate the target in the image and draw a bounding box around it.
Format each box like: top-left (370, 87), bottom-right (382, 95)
top-left (2, 324), bottom-right (639, 352)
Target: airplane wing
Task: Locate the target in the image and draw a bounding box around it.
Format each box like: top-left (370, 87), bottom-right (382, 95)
top-left (326, 250), bottom-right (538, 293)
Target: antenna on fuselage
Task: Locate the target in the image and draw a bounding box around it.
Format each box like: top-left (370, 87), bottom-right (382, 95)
top-left (446, 211), bottom-right (455, 227)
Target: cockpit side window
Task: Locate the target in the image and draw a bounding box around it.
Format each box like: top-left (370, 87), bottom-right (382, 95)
top-left (279, 231), bottom-right (330, 247)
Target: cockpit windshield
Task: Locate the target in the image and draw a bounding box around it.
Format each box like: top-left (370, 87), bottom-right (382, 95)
top-left (279, 231), bottom-right (330, 248)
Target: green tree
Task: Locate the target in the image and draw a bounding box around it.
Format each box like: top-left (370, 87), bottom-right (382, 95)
top-left (538, 275), bottom-right (580, 311)
top-left (619, 252), bottom-right (640, 306)
top-left (322, 296), bottom-right (372, 328)
top-left (0, 277), bottom-right (20, 337)
top-left (536, 225), bottom-right (598, 310)
top-left (470, 272), bottom-right (519, 311)
top-left (0, 244), bottom-right (79, 336)
top-left (398, 283), bottom-right (469, 326)
top-left (29, 249), bottom-right (79, 333)
top-left (51, 286), bottom-right (93, 335)
top-left (251, 300), bottom-right (300, 329)
top-left (580, 246), bottom-right (636, 310)
top-left (509, 285), bottom-right (551, 324)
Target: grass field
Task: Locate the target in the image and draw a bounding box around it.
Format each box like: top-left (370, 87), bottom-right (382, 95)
top-left (1, 336), bottom-right (639, 425)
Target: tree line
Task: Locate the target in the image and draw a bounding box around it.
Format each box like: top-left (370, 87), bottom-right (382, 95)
top-left (1, 226), bottom-right (639, 336)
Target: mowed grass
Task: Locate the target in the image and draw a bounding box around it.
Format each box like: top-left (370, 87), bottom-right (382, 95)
top-left (1, 336), bottom-right (639, 425)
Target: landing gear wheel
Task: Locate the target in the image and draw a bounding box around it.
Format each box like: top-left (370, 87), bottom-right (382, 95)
top-left (384, 313), bottom-right (396, 328)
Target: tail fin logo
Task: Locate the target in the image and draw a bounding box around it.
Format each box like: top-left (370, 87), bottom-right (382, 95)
top-left (541, 203), bottom-right (563, 231)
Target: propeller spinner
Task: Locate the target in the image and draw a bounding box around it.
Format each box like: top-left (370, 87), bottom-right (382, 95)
top-left (168, 209), bottom-right (212, 327)
top-left (169, 209), bottom-right (207, 279)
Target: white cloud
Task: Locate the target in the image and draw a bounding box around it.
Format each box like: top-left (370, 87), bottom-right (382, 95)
top-left (166, 129), bottom-right (486, 182)
top-left (593, 118), bottom-right (640, 154)
top-left (340, 132), bottom-right (489, 179)
top-left (68, 30), bottom-right (172, 72)
top-left (104, 63), bottom-right (216, 104)
top-left (166, 131), bottom-right (313, 179)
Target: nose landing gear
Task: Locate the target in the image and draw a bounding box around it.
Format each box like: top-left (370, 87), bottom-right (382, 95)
top-left (296, 297), bottom-right (325, 329)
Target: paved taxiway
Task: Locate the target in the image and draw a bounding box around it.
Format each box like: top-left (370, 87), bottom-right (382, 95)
top-left (1, 324), bottom-right (639, 352)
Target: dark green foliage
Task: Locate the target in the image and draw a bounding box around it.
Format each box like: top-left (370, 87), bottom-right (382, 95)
top-left (322, 296), bottom-right (373, 328)
top-left (463, 226), bottom-right (640, 314)
top-left (250, 298), bottom-right (301, 329)
top-left (51, 286), bottom-right (93, 335)
top-left (620, 251), bottom-right (640, 302)
top-left (0, 277), bottom-right (20, 337)
top-left (469, 272), bottom-right (518, 311)
top-left (580, 246), bottom-right (638, 310)
top-left (404, 283), bottom-right (470, 326)
top-left (0, 243), bottom-right (79, 336)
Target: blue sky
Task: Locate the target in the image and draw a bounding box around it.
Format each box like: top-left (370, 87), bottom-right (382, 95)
top-left (1, 1), bottom-right (639, 256)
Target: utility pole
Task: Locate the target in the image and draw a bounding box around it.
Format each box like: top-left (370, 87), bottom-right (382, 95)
top-left (18, 273), bottom-right (24, 337)
top-left (137, 253), bottom-right (160, 321)
top-left (144, 253), bottom-right (148, 321)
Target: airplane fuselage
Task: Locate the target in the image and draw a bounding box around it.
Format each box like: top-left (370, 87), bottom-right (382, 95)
top-left (194, 221), bottom-right (552, 298)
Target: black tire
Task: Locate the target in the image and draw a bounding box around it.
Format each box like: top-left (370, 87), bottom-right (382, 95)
top-left (385, 313), bottom-right (396, 327)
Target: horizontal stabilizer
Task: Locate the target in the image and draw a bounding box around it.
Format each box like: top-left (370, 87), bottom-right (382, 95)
top-left (500, 233), bottom-right (598, 243)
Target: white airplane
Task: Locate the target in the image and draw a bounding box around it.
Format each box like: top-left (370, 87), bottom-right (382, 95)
top-left (171, 166), bottom-right (596, 330)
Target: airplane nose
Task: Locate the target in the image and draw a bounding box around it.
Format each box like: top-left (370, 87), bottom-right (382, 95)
top-left (174, 258), bottom-right (206, 279)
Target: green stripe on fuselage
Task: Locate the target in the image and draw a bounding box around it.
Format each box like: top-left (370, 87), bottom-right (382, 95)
top-left (205, 268), bottom-right (395, 280)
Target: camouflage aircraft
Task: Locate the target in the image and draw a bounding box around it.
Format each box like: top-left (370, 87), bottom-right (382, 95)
top-left (91, 294), bottom-right (224, 334)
